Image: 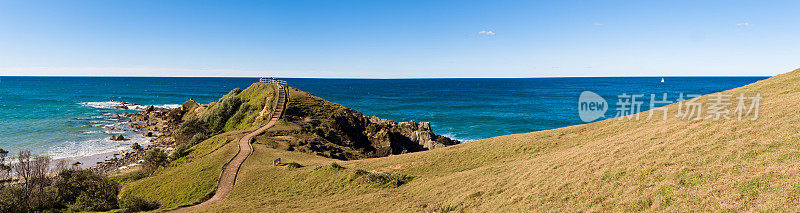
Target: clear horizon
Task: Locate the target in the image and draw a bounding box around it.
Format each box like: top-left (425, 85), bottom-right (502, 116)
top-left (0, 75), bottom-right (774, 79)
top-left (1, 1), bottom-right (799, 78)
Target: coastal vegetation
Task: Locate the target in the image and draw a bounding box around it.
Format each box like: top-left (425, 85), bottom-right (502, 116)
top-left (0, 83), bottom-right (280, 212)
top-left (0, 150), bottom-right (150, 212)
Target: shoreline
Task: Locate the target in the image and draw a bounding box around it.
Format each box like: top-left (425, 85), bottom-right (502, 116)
top-left (60, 103), bottom-right (179, 173)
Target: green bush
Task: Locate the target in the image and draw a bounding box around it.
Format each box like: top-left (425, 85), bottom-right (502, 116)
top-left (286, 162), bottom-right (303, 169)
top-left (178, 118), bottom-right (208, 137)
top-left (329, 163), bottom-right (345, 170)
top-left (227, 103), bottom-right (252, 127)
top-left (143, 148), bottom-right (168, 174)
top-left (203, 90), bottom-right (243, 133)
top-left (353, 169), bottom-right (370, 177)
top-left (190, 133), bottom-right (209, 145)
top-left (0, 186), bottom-right (27, 213)
top-left (68, 193), bottom-right (117, 212)
top-left (111, 169), bottom-right (148, 184)
top-left (350, 169), bottom-right (414, 188)
top-left (54, 169), bottom-right (119, 211)
top-left (169, 143), bottom-right (192, 160)
top-left (119, 194), bottom-right (159, 212)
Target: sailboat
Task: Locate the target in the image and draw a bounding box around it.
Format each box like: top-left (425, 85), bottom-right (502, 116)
top-left (660, 77), bottom-right (664, 83)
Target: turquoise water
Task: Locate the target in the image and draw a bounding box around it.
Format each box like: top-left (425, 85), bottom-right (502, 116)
top-left (0, 76), bottom-right (767, 159)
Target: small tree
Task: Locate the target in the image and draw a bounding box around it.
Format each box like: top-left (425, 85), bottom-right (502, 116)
top-left (13, 150), bottom-right (34, 206)
top-left (0, 148), bottom-right (10, 183)
top-left (12, 151), bottom-right (56, 210)
top-left (143, 148), bottom-right (167, 174)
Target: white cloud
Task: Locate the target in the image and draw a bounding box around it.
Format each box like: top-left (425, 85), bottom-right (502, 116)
top-left (593, 23), bottom-right (604, 26)
top-left (736, 22), bottom-right (751, 27)
top-left (477, 30), bottom-right (496, 36)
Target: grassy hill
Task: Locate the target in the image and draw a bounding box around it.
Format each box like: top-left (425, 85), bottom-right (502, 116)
top-left (117, 83), bottom-right (278, 209)
top-left (124, 69), bottom-right (800, 212)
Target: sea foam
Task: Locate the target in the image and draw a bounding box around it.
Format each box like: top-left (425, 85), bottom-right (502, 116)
top-left (78, 101), bottom-right (180, 110)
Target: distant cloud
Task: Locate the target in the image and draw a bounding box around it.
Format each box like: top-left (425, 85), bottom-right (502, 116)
top-left (593, 23), bottom-right (604, 26)
top-left (736, 22), bottom-right (751, 27)
top-left (477, 30), bottom-right (496, 36)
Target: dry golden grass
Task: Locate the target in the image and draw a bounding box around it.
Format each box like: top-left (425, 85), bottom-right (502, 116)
top-left (138, 68), bottom-right (800, 212)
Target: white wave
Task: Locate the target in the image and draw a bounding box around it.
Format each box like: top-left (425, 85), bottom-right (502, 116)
top-left (47, 132), bottom-right (153, 160)
top-left (441, 133), bottom-right (479, 143)
top-left (157, 104), bottom-right (182, 109)
top-left (79, 101), bottom-right (124, 109)
top-left (78, 101), bottom-right (180, 111)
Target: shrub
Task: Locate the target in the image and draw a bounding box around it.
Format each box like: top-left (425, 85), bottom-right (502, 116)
top-left (350, 169), bottom-right (414, 188)
top-left (329, 163), bottom-right (345, 170)
top-left (202, 91), bottom-right (243, 133)
top-left (119, 194), bottom-right (159, 212)
top-left (169, 143), bottom-right (192, 161)
top-left (180, 118), bottom-right (208, 135)
top-left (353, 169), bottom-right (369, 177)
top-left (227, 103), bottom-right (252, 127)
top-left (143, 148), bottom-right (168, 174)
top-left (190, 133), bottom-right (209, 145)
top-left (0, 186), bottom-right (27, 212)
top-left (286, 162), bottom-right (303, 169)
top-left (54, 169), bottom-right (119, 211)
top-left (111, 169), bottom-right (148, 184)
top-left (0, 148), bottom-right (9, 181)
top-left (68, 193), bottom-right (117, 212)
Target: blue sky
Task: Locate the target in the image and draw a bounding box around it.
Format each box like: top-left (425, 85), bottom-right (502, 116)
top-left (0, 0), bottom-right (798, 78)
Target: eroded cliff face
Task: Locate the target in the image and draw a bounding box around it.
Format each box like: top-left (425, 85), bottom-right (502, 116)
top-left (322, 109), bottom-right (459, 157)
top-left (364, 116), bottom-right (458, 156)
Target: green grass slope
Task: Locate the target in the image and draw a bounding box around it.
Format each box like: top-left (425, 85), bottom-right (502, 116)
top-left (118, 83), bottom-right (277, 210)
top-left (119, 132), bottom-right (243, 209)
top-left (190, 68), bottom-right (800, 212)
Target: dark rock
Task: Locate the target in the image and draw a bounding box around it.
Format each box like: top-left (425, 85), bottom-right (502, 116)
top-left (144, 131), bottom-right (154, 137)
top-left (110, 134), bottom-right (125, 141)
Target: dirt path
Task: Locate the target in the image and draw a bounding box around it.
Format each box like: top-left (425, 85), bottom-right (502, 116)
top-left (170, 84), bottom-right (287, 213)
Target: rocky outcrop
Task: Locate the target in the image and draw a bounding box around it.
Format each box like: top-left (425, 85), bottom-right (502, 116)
top-left (364, 116), bottom-right (458, 156)
top-left (121, 105), bottom-right (185, 146)
top-left (279, 87), bottom-right (460, 159)
top-left (324, 111), bottom-right (459, 157)
top-left (122, 105), bottom-right (183, 133)
top-left (110, 134), bottom-right (125, 141)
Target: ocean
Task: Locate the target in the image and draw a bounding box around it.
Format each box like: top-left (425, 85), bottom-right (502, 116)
top-left (0, 76), bottom-right (767, 159)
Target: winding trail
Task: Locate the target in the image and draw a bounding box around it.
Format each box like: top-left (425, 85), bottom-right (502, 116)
top-left (171, 84), bottom-right (287, 213)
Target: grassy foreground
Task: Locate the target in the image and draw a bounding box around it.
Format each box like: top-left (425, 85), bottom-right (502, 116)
top-left (128, 69), bottom-right (800, 211)
top-left (117, 83), bottom-right (277, 210)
